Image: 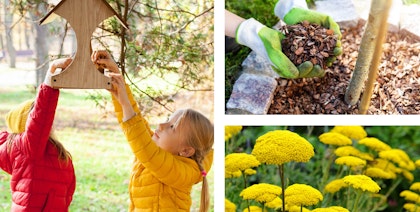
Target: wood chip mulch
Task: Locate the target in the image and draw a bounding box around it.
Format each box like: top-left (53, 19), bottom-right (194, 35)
top-left (280, 21), bottom-right (337, 69)
top-left (268, 20), bottom-right (420, 114)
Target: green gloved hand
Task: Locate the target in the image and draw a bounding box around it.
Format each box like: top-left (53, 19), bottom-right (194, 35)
top-left (236, 18), bottom-right (323, 79)
top-left (275, 0), bottom-right (342, 68)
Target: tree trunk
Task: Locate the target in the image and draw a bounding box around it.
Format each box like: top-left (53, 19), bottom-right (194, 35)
top-left (4, 0), bottom-right (16, 68)
top-left (358, 0), bottom-right (393, 114)
top-left (29, 4), bottom-right (49, 87)
top-left (344, 0), bottom-right (393, 106)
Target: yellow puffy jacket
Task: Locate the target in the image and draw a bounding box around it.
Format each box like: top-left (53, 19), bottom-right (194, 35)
top-left (112, 85), bottom-right (213, 212)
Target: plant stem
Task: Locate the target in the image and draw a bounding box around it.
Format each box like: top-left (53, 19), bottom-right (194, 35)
top-left (371, 177), bottom-right (403, 211)
top-left (242, 173), bottom-right (251, 212)
top-left (321, 147), bottom-right (335, 187)
top-left (278, 164), bottom-right (286, 212)
top-left (352, 190), bottom-right (363, 212)
top-left (301, 205), bottom-right (303, 212)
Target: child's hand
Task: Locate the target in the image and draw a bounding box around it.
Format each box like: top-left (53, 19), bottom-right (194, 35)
top-left (108, 73), bottom-right (136, 121)
top-left (108, 73), bottom-right (129, 104)
top-left (44, 58), bottom-right (72, 87)
top-left (91, 50), bottom-right (120, 74)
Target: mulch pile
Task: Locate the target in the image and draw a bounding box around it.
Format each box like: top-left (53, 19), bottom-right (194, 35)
top-left (280, 21), bottom-right (337, 69)
top-left (268, 20), bottom-right (420, 114)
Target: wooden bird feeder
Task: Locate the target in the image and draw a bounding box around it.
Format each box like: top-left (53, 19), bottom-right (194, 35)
top-left (39, 0), bottom-right (128, 89)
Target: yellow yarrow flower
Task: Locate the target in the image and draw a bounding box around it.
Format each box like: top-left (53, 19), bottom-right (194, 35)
top-left (225, 153), bottom-right (260, 173)
top-left (365, 167), bottom-right (395, 179)
top-left (319, 132), bottom-right (352, 146)
top-left (225, 170), bottom-right (242, 178)
top-left (225, 198), bottom-right (236, 212)
top-left (331, 126), bottom-right (367, 140)
top-left (410, 182), bottom-right (420, 192)
top-left (379, 149), bottom-right (415, 171)
top-left (400, 190), bottom-right (420, 203)
top-left (312, 206), bottom-right (350, 212)
top-left (334, 146), bottom-right (373, 161)
top-left (403, 203), bottom-right (420, 212)
top-left (240, 183), bottom-right (282, 203)
top-left (244, 168), bottom-right (257, 176)
top-left (335, 156), bottom-right (366, 168)
top-left (225, 126), bottom-right (242, 141)
top-left (265, 197), bottom-right (282, 209)
top-left (252, 130), bottom-right (314, 165)
top-left (343, 175), bottom-right (381, 193)
top-left (284, 184), bottom-right (323, 206)
top-left (403, 170), bottom-right (415, 182)
top-left (416, 159), bottom-right (420, 168)
top-left (372, 158), bottom-right (401, 176)
top-left (358, 137), bottom-right (391, 152)
top-left (287, 205), bottom-right (310, 212)
top-left (324, 179), bottom-right (348, 193)
top-left (243, 206), bottom-right (267, 212)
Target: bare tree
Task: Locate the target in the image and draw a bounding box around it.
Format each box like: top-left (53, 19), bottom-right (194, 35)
top-left (4, 0), bottom-right (17, 68)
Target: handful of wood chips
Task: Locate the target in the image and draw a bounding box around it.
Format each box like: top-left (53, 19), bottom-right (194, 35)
top-left (279, 21), bottom-right (338, 68)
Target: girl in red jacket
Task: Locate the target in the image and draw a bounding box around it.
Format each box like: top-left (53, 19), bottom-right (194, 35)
top-left (0, 58), bottom-right (76, 211)
top-left (92, 50), bottom-right (214, 212)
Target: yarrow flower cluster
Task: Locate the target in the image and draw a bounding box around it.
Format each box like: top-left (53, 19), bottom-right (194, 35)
top-left (400, 190), bottom-right (420, 204)
top-left (225, 153), bottom-right (260, 177)
top-left (252, 130), bottom-right (314, 165)
top-left (343, 175), bottom-right (381, 193)
top-left (324, 179), bottom-right (348, 193)
top-left (358, 137), bottom-right (391, 152)
top-left (265, 197), bottom-right (282, 209)
top-left (312, 206), bottom-right (350, 212)
top-left (335, 156), bottom-right (366, 168)
top-left (225, 198), bottom-right (236, 212)
top-left (319, 132), bottom-right (352, 146)
top-left (225, 126), bottom-right (243, 141)
top-left (365, 167), bottom-right (395, 179)
top-left (334, 146), bottom-right (373, 161)
top-left (379, 149), bottom-right (416, 171)
top-left (330, 126), bottom-right (367, 140)
top-left (240, 183), bottom-right (282, 203)
top-left (285, 184), bottom-right (323, 206)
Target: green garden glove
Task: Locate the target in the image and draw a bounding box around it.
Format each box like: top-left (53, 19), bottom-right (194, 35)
top-left (275, 0), bottom-right (343, 67)
top-left (236, 18), bottom-right (317, 79)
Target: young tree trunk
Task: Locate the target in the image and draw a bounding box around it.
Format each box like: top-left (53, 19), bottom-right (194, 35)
top-left (358, 0), bottom-right (393, 114)
top-left (4, 0), bottom-right (16, 68)
top-left (344, 0), bottom-right (393, 107)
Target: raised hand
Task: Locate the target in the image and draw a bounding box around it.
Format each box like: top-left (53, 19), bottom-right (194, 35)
top-left (91, 50), bottom-right (120, 74)
top-left (44, 58), bottom-right (72, 87)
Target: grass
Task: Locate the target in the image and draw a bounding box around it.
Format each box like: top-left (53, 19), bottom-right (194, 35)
top-left (0, 85), bottom-right (214, 211)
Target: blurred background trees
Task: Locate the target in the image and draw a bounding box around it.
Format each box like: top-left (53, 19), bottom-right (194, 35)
top-left (0, 0), bottom-right (213, 118)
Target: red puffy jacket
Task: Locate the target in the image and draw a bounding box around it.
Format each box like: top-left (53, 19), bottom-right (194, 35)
top-left (0, 84), bottom-right (76, 211)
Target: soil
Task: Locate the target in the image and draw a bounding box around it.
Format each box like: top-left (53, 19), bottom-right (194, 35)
top-left (268, 20), bottom-right (420, 114)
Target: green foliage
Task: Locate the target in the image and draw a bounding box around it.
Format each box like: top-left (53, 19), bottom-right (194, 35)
top-left (403, 0), bottom-right (420, 5)
top-left (225, 126), bottom-right (420, 211)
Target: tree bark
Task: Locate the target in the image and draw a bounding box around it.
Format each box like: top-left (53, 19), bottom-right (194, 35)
top-left (29, 4), bottom-right (49, 87)
top-left (344, 0), bottom-right (393, 106)
top-left (4, 0), bottom-right (17, 68)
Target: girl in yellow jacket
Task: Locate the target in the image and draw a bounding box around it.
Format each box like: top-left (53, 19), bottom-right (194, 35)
top-left (91, 50), bottom-right (214, 212)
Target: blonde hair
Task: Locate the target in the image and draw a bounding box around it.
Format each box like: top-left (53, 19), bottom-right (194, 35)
top-left (173, 109), bottom-right (214, 212)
